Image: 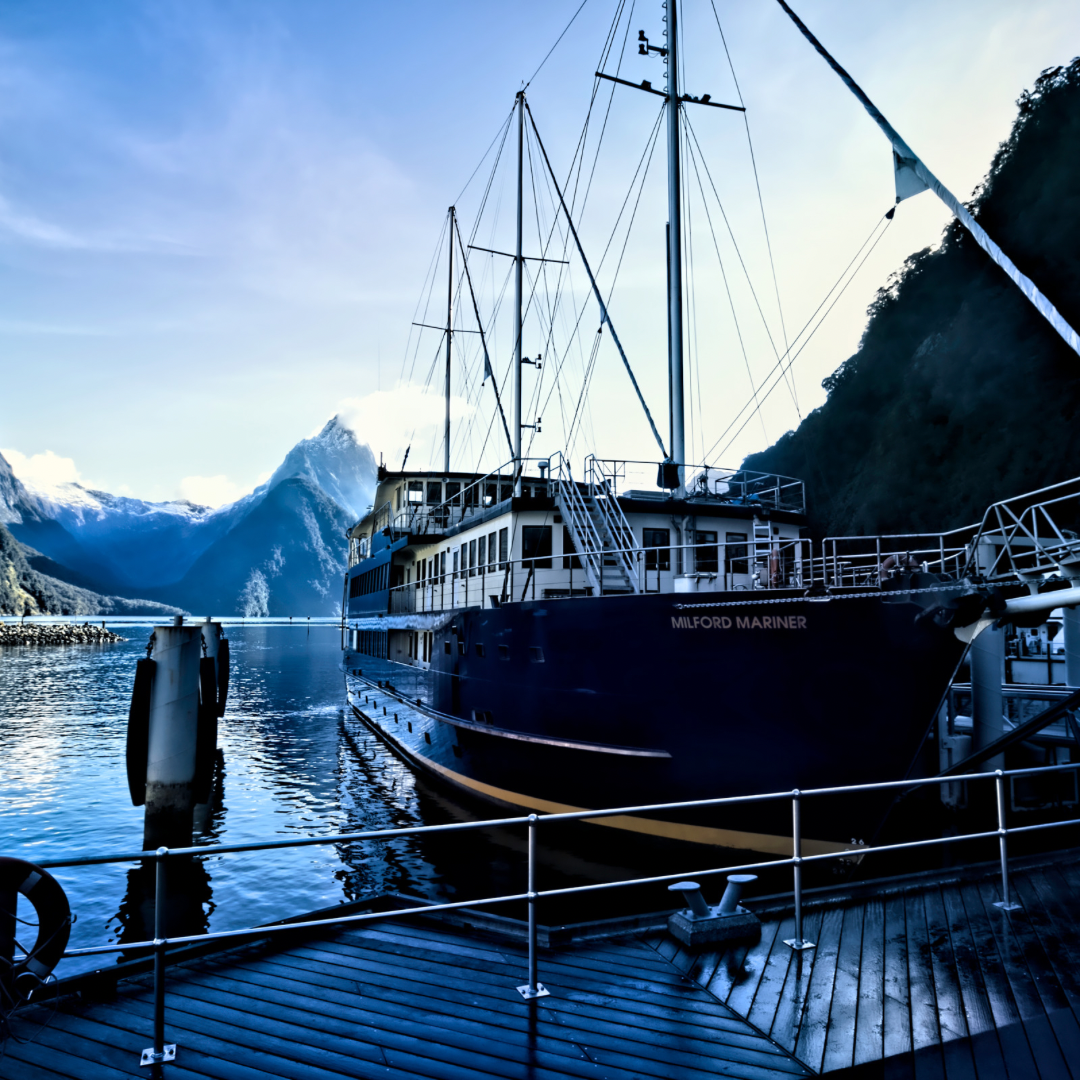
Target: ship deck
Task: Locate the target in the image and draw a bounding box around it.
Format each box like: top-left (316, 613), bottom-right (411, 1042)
top-left (5, 850), bottom-right (1079, 1079)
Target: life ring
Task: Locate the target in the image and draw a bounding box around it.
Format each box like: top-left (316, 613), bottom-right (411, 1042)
top-left (0, 858), bottom-right (71, 997)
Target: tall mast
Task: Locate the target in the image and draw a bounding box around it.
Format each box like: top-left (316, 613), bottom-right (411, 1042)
top-left (513, 91), bottom-right (525, 490)
top-left (445, 206), bottom-right (454, 477)
top-left (665, 0), bottom-right (685, 479)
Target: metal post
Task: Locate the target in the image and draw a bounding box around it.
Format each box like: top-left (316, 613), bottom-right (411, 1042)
top-left (516, 814), bottom-right (549, 999)
top-left (784, 791), bottom-right (815, 950)
top-left (993, 771), bottom-right (1021, 911)
top-left (140, 848), bottom-right (177, 1066)
top-left (513, 92), bottom-right (524, 495)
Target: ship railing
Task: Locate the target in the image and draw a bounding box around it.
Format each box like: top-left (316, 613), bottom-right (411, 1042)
top-left (549, 453), bottom-right (618, 595)
top-left (963, 475), bottom-right (1080, 582)
top-left (586, 458), bottom-right (806, 514)
top-left (35, 760), bottom-right (1080, 1065)
top-left (814, 531), bottom-right (974, 590)
top-left (381, 535), bottom-right (817, 615)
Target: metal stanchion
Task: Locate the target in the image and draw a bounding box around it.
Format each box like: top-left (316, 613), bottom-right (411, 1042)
top-left (140, 847), bottom-right (177, 1066)
top-left (784, 791), bottom-right (815, 950)
top-left (993, 771), bottom-right (1021, 911)
top-left (516, 814), bottom-right (549, 999)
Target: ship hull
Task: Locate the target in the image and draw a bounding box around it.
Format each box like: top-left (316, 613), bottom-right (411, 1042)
top-left (343, 589), bottom-right (965, 854)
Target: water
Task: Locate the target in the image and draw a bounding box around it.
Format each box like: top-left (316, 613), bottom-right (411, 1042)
top-left (0, 624), bottom-right (683, 980)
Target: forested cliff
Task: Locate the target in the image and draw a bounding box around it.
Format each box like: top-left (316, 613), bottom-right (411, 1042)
top-left (744, 59), bottom-right (1080, 536)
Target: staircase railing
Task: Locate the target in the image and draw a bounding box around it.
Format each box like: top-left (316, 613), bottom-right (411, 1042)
top-left (549, 454), bottom-right (606, 594)
top-left (585, 456), bottom-right (641, 593)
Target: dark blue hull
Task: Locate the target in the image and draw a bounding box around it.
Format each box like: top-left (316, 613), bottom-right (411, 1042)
top-left (344, 589), bottom-right (965, 854)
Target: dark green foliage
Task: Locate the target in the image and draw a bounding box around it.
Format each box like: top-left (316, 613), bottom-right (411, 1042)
top-left (744, 59), bottom-right (1080, 536)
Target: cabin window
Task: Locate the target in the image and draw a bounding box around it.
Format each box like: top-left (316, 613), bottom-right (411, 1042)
top-left (447, 481), bottom-right (462, 504)
top-left (407, 481), bottom-right (423, 504)
top-left (484, 483), bottom-right (497, 506)
top-left (464, 483), bottom-right (479, 507)
top-left (444, 640), bottom-right (451, 654)
top-left (477, 535), bottom-right (487, 571)
top-left (522, 525), bottom-right (553, 569)
top-left (468, 539), bottom-right (477, 576)
top-left (475, 643), bottom-right (485, 658)
top-left (440, 551), bottom-right (447, 581)
top-left (695, 531), bottom-right (718, 573)
top-left (453, 549), bottom-right (460, 574)
top-left (458, 641), bottom-right (466, 655)
top-left (498, 644), bottom-right (509, 660)
top-left (529, 646), bottom-right (545, 664)
top-left (725, 533), bottom-right (749, 575)
top-left (643, 528), bottom-right (670, 571)
top-left (487, 531), bottom-right (497, 571)
top-left (427, 481), bottom-right (442, 504)
top-left (500, 483), bottom-right (513, 502)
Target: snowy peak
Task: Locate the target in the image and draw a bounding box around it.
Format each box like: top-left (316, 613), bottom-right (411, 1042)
top-left (264, 415), bottom-right (377, 519)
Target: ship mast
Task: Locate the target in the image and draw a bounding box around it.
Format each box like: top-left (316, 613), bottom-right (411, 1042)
top-left (444, 205), bottom-right (455, 477)
top-left (513, 90), bottom-right (525, 492)
top-left (665, 0), bottom-right (685, 482)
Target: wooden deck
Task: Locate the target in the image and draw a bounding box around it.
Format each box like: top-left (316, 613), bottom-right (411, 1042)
top-left (4, 851), bottom-right (1078, 1079)
top-left (643, 852), bottom-right (1080, 1078)
top-left (3, 919), bottom-right (810, 1080)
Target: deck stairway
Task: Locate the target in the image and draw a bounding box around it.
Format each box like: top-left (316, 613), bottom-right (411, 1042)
top-left (753, 516), bottom-right (773, 585)
top-left (551, 455), bottom-right (641, 595)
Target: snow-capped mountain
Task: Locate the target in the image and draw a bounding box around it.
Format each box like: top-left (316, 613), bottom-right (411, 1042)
top-left (0, 414), bottom-right (378, 614)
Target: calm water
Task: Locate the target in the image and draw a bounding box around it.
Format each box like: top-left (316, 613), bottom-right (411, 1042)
top-left (0, 625), bottom-right (681, 979)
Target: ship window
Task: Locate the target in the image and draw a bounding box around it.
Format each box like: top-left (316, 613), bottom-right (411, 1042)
top-left (458, 641), bottom-right (466, 655)
top-left (522, 525), bottom-right (553, 569)
top-left (484, 483), bottom-right (497, 506)
top-left (562, 526), bottom-right (582, 570)
top-left (468, 538), bottom-right (477, 577)
top-left (478, 535), bottom-right (486, 572)
top-left (475, 643), bottom-right (485, 658)
top-left (444, 640), bottom-right (451, 654)
top-left (427, 481), bottom-right (442, 504)
top-left (725, 533), bottom-right (749, 575)
top-left (453, 549), bottom-right (460, 574)
top-left (488, 532), bottom-right (496, 571)
top-left (695, 531), bottom-right (718, 573)
top-left (407, 481), bottom-right (423, 504)
top-left (643, 528), bottom-right (670, 571)
top-left (498, 644), bottom-right (509, 660)
top-left (498, 527), bottom-right (508, 568)
top-left (500, 483), bottom-right (513, 502)
top-left (529, 646), bottom-right (545, 664)
top-left (447, 481), bottom-right (462, 504)
top-left (424, 731), bottom-right (431, 744)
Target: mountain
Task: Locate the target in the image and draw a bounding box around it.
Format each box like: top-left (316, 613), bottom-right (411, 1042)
top-left (160, 478), bottom-right (354, 617)
top-left (261, 416), bottom-right (377, 520)
top-left (744, 60), bottom-right (1080, 537)
top-left (1, 413), bottom-right (378, 615)
top-left (0, 523), bottom-right (183, 616)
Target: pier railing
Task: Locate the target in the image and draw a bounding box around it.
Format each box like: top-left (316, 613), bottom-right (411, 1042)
top-left (24, 759), bottom-right (1080, 1067)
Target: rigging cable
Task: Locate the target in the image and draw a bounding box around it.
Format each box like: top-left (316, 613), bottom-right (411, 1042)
top-left (682, 129), bottom-right (767, 441)
top-left (709, 0), bottom-right (798, 417)
top-left (523, 0), bottom-right (593, 90)
top-left (683, 112), bottom-right (801, 417)
top-left (703, 209), bottom-right (894, 464)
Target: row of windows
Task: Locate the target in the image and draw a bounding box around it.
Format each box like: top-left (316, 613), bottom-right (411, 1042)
top-left (440, 639), bottom-right (545, 663)
top-left (401, 480), bottom-right (549, 509)
top-left (355, 630), bottom-right (388, 657)
top-left (350, 562), bottom-right (389, 597)
top-left (642, 528), bottom-right (756, 575)
top-left (409, 630), bottom-right (434, 663)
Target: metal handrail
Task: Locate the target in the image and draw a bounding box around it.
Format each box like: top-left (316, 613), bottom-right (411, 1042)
top-left (24, 759), bottom-right (1080, 1064)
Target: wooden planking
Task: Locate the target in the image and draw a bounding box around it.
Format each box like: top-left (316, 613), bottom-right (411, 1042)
top-left (820, 902), bottom-right (864, 1074)
top-left (793, 904), bottom-right (845, 1071)
top-left (852, 898), bottom-right (885, 1067)
top-left (769, 908), bottom-right (824, 1055)
top-left (882, 893), bottom-right (912, 1061)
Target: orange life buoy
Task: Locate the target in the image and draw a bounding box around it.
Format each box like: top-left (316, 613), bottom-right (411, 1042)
top-left (0, 858), bottom-right (71, 998)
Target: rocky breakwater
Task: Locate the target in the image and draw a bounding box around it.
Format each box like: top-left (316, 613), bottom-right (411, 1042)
top-left (0, 621), bottom-right (126, 646)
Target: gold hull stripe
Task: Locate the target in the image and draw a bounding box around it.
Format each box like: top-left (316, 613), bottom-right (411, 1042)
top-left (352, 702), bottom-right (851, 857)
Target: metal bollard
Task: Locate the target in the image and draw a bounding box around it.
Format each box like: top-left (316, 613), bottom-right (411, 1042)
top-left (140, 848), bottom-right (177, 1066)
top-left (993, 771), bottom-right (1021, 912)
top-left (516, 815), bottom-right (549, 1000)
top-left (784, 791), bottom-right (815, 950)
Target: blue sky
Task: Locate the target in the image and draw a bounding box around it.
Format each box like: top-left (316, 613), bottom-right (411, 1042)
top-left (2, 0), bottom-right (1078, 504)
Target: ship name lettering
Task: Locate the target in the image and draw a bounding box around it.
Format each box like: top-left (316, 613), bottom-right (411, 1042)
top-left (671, 614), bottom-right (807, 630)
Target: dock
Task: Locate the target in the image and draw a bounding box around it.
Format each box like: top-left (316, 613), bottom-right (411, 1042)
top-left (4, 850), bottom-right (1079, 1079)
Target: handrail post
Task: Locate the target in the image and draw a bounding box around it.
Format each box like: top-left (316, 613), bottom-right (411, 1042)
top-left (993, 770), bottom-right (1021, 911)
top-left (140, 847), bottom-right (177, 1066)
top-left (784, 791), bottom-right (815, 950)
top-left (516, 814), bottom-right (549, 999)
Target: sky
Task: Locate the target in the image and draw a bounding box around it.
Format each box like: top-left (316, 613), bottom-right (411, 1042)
top-left (1, 0), bottom-right (1078, 505)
